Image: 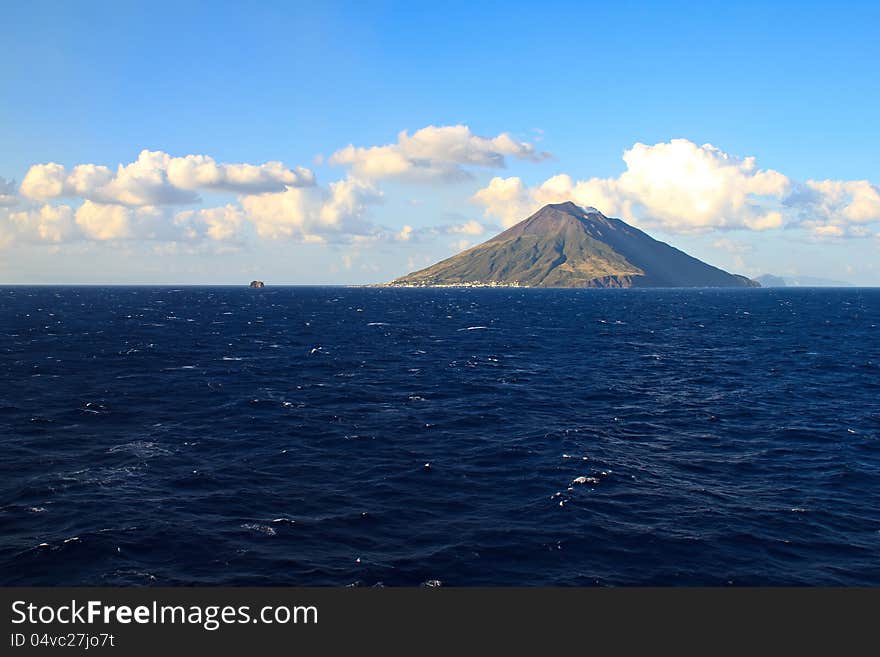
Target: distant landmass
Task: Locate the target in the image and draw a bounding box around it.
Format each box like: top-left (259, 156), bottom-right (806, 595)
top-left (388, 202), bottom-right (759, 288)
top-left (755, 274), bottom-right (854, 288)
top-left (755, 274), bottom-right (787, 287)
top-left (249, 280), bottom-right (265, 288)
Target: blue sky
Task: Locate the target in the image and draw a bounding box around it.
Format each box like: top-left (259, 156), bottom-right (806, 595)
top-left (1, 0), bottom-right (879, 284)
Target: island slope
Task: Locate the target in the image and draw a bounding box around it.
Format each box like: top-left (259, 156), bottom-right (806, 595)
top-left (388, 202), bottom-right (759, 288)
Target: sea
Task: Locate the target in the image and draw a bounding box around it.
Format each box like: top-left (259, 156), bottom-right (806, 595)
top-left (0, 286), bottom-right (878, 586)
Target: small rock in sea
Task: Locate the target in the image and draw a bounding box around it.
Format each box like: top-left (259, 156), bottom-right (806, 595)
top-left (421, 579), bottom-right (442, 587)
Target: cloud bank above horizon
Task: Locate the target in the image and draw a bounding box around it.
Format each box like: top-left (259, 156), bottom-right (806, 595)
top-left (1, 129), bottom-right (879, 254)
top-left (472, 139), bottom-right (880, 239)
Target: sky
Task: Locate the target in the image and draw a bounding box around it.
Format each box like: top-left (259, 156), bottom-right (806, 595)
top-left (1, 0), bottom-right (879, 285)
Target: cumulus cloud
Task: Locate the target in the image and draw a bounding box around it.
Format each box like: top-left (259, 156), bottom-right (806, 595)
top-left (614, 140), bottom-right (789, 231)
top-left (4, 148), bottom-right (387, 248)
top-left (787, 180), bottom-right (880, 236)
top-left (74, 201), bottom-right (135, 240)
top-left (6, 204), bottom-right (77, 243)
top-left (473, 139), bottom-right (879, 238)
top-left (447, 219), bottom-right (486, 236)
top-left (0, 177), bottom-right (382, 248)
top-left (471, 176), bottom-right (533, 227)
top-left (380, 219), bottom-right (489, 250)
top-left (174, 205), bottom-right (246, 243)
top-left (166, 155), bottom-right (314, 194)
top-left (3, 127), bottom-right (545, 250)
top-left (20, 150), bottom-right (315, 206)
top-left (10, 134), bottom-right (876, 254)
top-left (239, 177), bottom-right (383, 242)
top-left (1, 201), bottom-right (252, 246)
top-left (474, 139), bottom-right (791, 231)
top-left (392, 219), bottom-right (491, 244)
top-left (330, 124), bottom-right (550, 182)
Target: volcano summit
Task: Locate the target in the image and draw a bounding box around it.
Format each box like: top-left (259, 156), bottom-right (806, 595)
top-left (388, 202), bottom-right (759, 288)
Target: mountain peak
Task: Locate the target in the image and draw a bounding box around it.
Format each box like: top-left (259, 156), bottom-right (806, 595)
top-left (544, 200), bottom-right (582, 212)
top-left (388, 203), bottom-right (760, 289)
top-left (539, 201), bottom-right (604, 217)
top-left (491, 201), bottom-right (614, 244)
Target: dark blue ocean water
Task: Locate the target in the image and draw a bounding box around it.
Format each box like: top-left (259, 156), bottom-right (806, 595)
top-left (0, 286), bottom-right (878, 586)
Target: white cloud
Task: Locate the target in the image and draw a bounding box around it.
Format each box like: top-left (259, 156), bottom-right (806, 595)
top-left (19, 164), bottom-right (67, 200)
top-left (166, 155), bottom-right (314, 194)
top-left (811, 224), bottom-right (846, 238)
top-left (66, 164), bottom-right (116, 198)
top-left (330, 124), bottom-right (550, 182)
top-left (9, 135), bottom-right (876, 255)
top-left (20, 150), bottom-right (315, 206)
top-left (1, 200), bottom-right (249, 246)
top-left (239, 177), bottom-right (383, 242)
top-left (4, 127), bottom-right (543, 250)
top-left (392, 219), bottom-right (491, 244)
top-left (471, 176), bottom-right (533, 227)
top-left (473, 139), bottom-right (880, 239)
top-left (72, 202), bottom-right (197, 242)
top-left (7, 204), bottom-right (77, 243)
top-left (614, 140), bottom-right (789, 231)
top-left (320, 178), bottom-right (383, 231)
top-left (74, 201), bottom-right (134, 240)
top-left (474, 139), bottom-right (791, 231)
top-left (447, 219), bottom-right (486, 236)
top-left (6, 147), bottom-right (385, 247)
top-left (788, 180), bottom-right (880, 236)
top-left (807, 180), bottom-right (880, 224)
top-left (174, 205), bottom-right (246, 242)
top-left (1, 175), bottom-right (382, 248)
